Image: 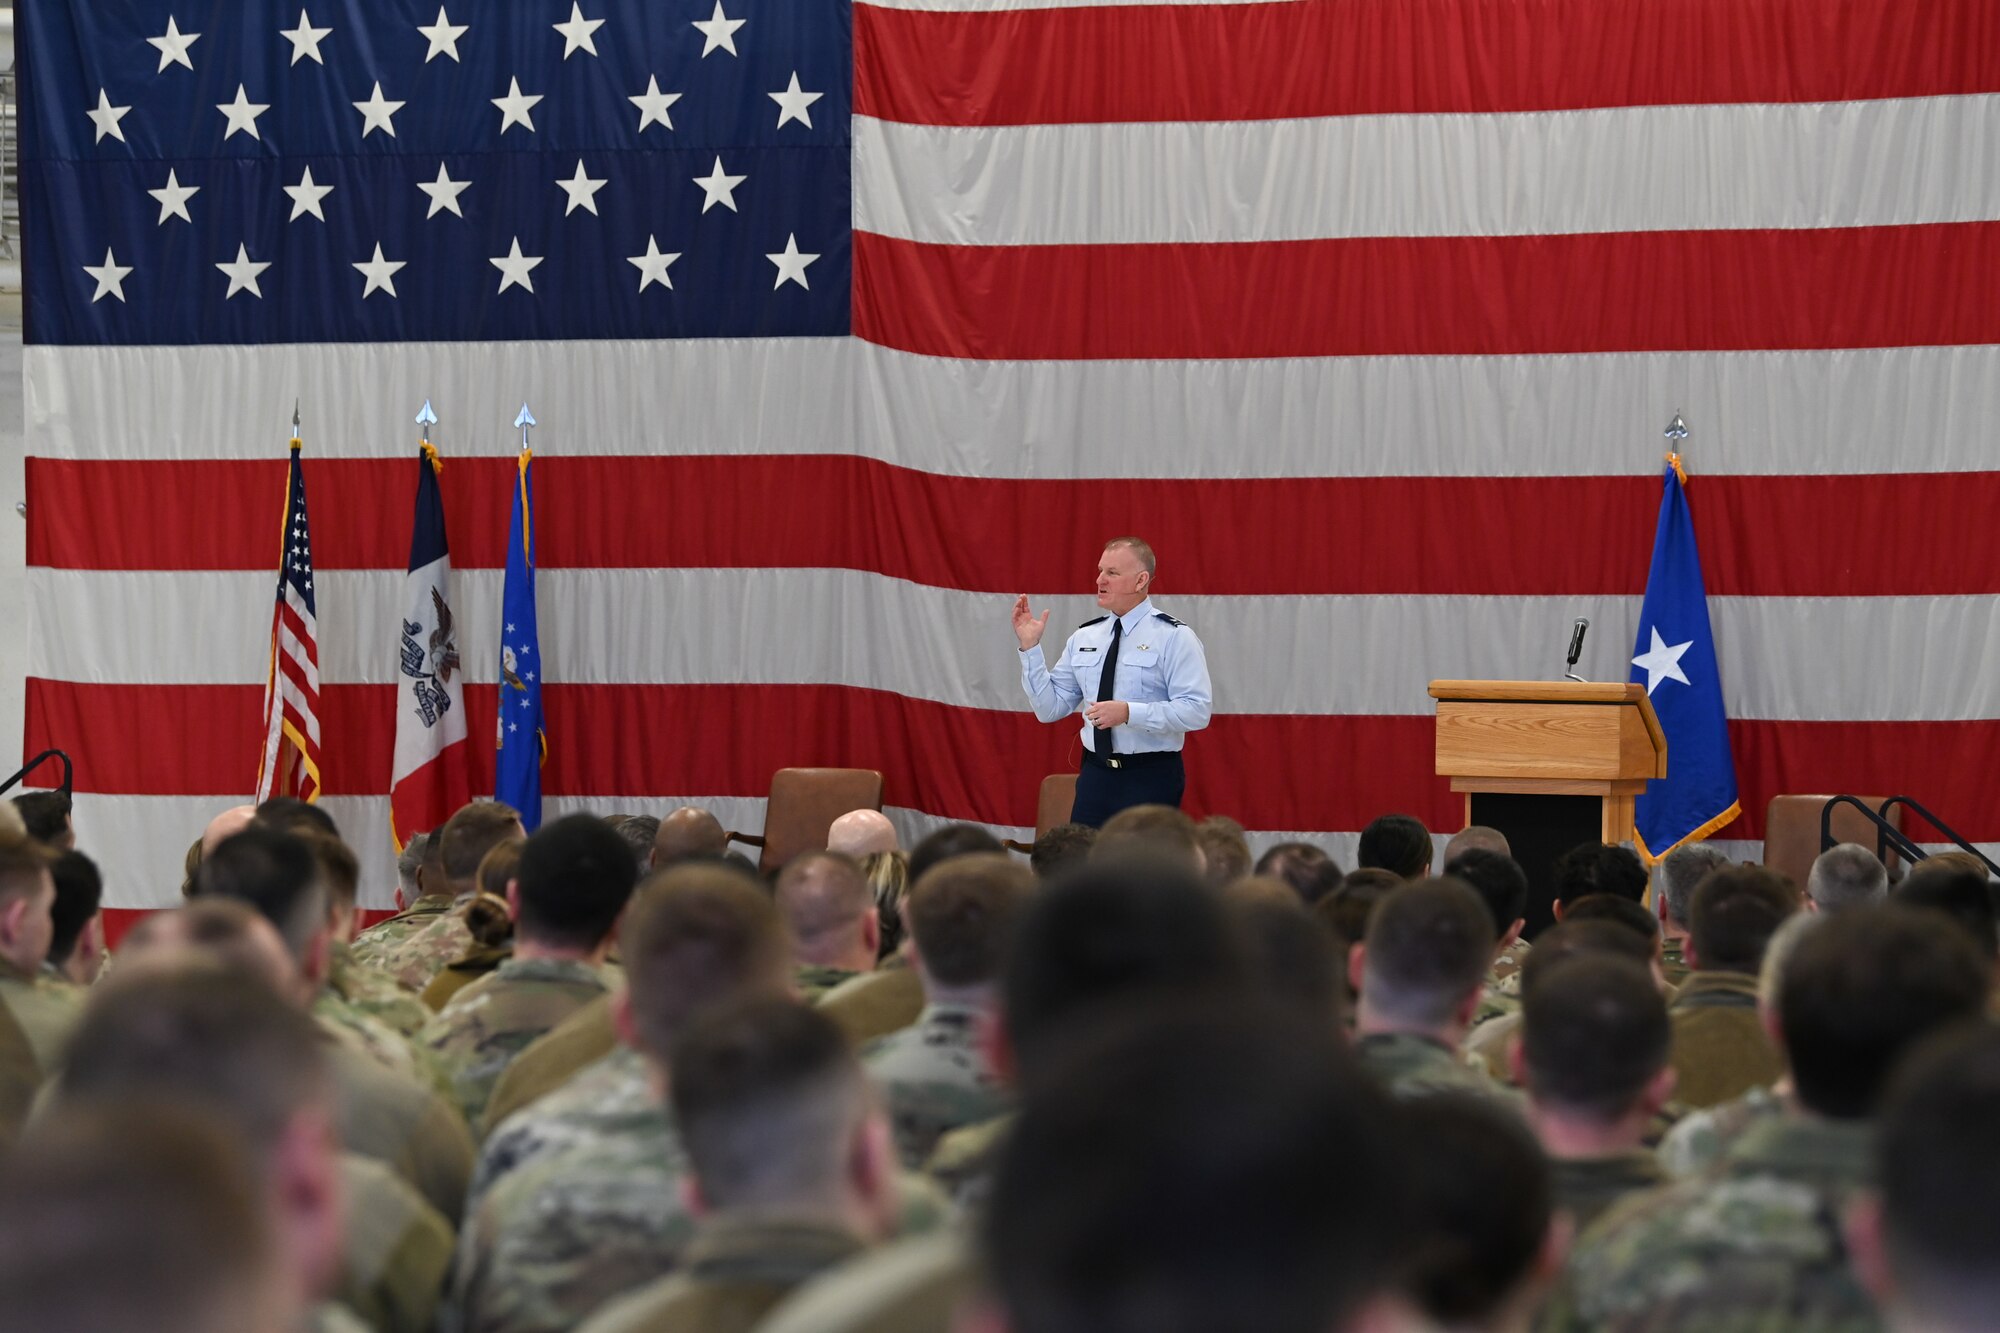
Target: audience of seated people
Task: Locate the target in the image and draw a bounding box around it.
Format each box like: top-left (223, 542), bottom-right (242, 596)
top-left (11, 785), bottom-right (2000, 1333)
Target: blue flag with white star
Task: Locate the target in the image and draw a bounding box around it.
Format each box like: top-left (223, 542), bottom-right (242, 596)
top-left (496, 448), bottom-right (545, 830)
top-left (1629, 462), bottom-right (1739, 860)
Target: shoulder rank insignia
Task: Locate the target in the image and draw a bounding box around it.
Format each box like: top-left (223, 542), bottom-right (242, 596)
top-left (1152, 612), bottom-right (1185, 628)
top-left (1078, 615), bottom-right (1109, 627)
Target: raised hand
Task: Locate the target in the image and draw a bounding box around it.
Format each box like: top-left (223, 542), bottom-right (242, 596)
top-left (1012, 593), bottom-right (1051, 651)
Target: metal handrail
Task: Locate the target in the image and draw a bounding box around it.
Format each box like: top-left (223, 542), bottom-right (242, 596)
top-left (1820, 795), bottom-right (1927, 869)
top-left (0, 749), bottom-right (71, 799)
top-left (1874, 795), bottom-right (2000, 878)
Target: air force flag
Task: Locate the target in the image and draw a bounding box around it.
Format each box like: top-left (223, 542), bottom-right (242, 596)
top-left (1630, 459), bottom-right (1740, 860)
top-left (496, 445), bottom-right (546, 831)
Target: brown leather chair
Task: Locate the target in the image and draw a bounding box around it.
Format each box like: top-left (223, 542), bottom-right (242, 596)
top-left (1762, 795), bottom-right (1900, 891)
top-left (1005, 774), bottom-right (1079, 853)
top-left (727, 768), bottom-right (884, 875)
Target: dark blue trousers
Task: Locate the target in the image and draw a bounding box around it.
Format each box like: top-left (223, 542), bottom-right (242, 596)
top-left (1070, 752), bottom-right (1187, 828)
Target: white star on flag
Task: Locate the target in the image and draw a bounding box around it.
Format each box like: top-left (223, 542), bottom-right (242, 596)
top-left (284, 166), bottom-right (334, 222)
top-left (147, 169), bottom-right (199, 224)
top-left (1631, 626), bottom-right (1695, 696)
top-left (353, 82), bottom-right (406, 138)
top-left (553, 2), bottom-right (605, 58)
top-left (692, 1), bottom-right (745, 57)
top-left (216, 243), bottom-right (271, 300)
top-left (490, 237), bottom-right (544, 294)
top-left (770, 72), bottom-right (822, 129)
top-left (555, 159), bottom-right (607, 215)
top-left (217, 85), bottom-right (271, 140)
top-left (352, 243), bottom-right (407, 298)
top-left (767, 234), bottom-right (819, 289)
top-left (693, 155), bottom-right (746, 213)
top-left (492, 77), bottom-right (543, 134)
top-left (83, 248), bottom-right (133, 303)
top-left (418, 163), bottom-right (471, 219)
top-left (88, 90), bottom-right (131, 144)
top-left (418, 6), bottom-right (469, 62)
top-left (629, 76), bottom-right (681, 132)
top-left (628, 236), bottom-right (680, 291)
top-left (147, 17), bottom-right (201, 72)
top-left (280, 9), bottom-right (332, 65)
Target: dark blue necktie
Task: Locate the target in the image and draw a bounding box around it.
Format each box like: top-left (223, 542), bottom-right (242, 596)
top-left (1095, 616), bottom-right (1121, 756)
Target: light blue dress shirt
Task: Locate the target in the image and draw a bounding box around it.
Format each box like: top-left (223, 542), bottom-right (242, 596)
top-left (1018, 598), bottom-right (1213, 754)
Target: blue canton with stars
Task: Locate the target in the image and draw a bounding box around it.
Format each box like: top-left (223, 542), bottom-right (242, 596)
top-left (282, 441), bottom-right (318, 616)
top-left (18, 0), bottom-right (851, 345)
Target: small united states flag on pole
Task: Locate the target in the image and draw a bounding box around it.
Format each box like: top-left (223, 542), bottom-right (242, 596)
top-left (256, 420), bottom-right (323, 804)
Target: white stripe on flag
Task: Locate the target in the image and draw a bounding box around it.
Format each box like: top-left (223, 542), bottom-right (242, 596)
top-left (31, 567), bottom-right (2000, 723)
top-left (856, 96), bottom-right (2000, 246)
top-left (28, 341), bottom-right (2000, 477)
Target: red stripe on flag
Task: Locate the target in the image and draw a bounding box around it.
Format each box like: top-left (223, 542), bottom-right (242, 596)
top-left (27, 678), bottom-right (2000, 842)
top-left (854, 0), bottom-right (2000, 126)
top-left (852, 224), bottom-right (2000, 360)
top-left (28, 457), bottom-right (2000, 598)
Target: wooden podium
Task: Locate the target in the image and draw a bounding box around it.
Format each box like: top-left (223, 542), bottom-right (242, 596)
top-left (1429, 681), bottom-right (1667, 934)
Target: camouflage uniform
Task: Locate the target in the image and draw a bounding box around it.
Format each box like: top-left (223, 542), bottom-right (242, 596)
top-left (351, 893), bottom-right (463, 990)
top-left (795, 963), bottom-right (862, 1003)
top-left (329, 940), bottom-right (432, 1037)
top-left (481, 993), bottom-right (620, 1134)
top-left (317, 993), bottom-right (453, 1099)
top-left (1355, 1031), bottom-right (1519, 1102)
top-left (1545, 1115), bottom-right (1878, 1332)
top-left (0, 999), bottom-right (38, 1149)
top-left (325, 1035), bottom-right (476, 1227)
top-left (862, 1003), bottom-right (1010, 1170)
top-left (472, 1045), bottom-right (658, 1210)
top-left (923, 1114), bottom-right (1011, 1213)
top-left (1464, 1010), bottom-right (1521, 1083)
top-left (1488, 936), bottom-right (1532, 990)
top-left (310, 1301), bottom-right (377, 1333)
top-left (756, 1230), bottom-right (972, 1333)
top-left (0, 955), bottom-right (83, 1079)
top-left (1657, 1085), bottom-right (1787, 1179)
top-left (1667, 971), bottom-right (1783, 1109)
top-left (1549, 1151), bottom-right (1670, 1233)
top-left (1659, 935), bottom-right (1692, 991)
top-left (452, 1111), bottom-right (951, 1333)
top-left (422, 942), bottom-right (514, 1012)
top-left (336, 1151), bottom-right (455, 1333)
top-left (819, 962), bottom-right (925, 1047)
top-left (1471, 987), bottom-right (1520, 1032)
top-left (419, 957), bottom-right (617, 1131)
top-left (572, 1216), bottom-right (871, 1333)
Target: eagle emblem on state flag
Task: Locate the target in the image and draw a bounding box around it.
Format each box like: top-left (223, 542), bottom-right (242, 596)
top-left (400, 585), bottom-right (463, 728)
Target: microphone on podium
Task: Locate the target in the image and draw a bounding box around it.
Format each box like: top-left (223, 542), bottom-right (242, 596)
top-left (1564, 618), bottom-right (1589, 682)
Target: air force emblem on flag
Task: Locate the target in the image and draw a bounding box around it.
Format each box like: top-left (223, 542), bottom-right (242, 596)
top-left (399, 585), bottom-right (462, 728)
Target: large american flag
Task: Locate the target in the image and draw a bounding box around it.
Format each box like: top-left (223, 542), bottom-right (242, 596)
top-left (20, 0), bottom-right (2000, 918)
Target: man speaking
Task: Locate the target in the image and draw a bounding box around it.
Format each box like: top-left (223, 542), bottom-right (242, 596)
top-left (1013, 538), bottom-right (1213, 827)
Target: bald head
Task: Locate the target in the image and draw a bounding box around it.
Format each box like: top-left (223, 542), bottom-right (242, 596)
top-left (827, 809), bottom-right (898, 857)
top-left (652, 807), bottom-right (729, 869)
top-left (1444, 826), bottom-right (1510, 863)
top-left (117, 901), bottom-right (304, 1006)
top-left (775, 851), bottom-right (877, 972)
top-left (200, 806), bottom-right (258, 855)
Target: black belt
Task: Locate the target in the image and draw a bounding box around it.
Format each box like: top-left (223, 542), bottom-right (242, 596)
top-left (1082, 746), bottom-right (1181, 772)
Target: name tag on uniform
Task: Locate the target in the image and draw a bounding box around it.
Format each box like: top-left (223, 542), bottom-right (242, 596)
top-left (1078, 646), bottom-right (1099, 653)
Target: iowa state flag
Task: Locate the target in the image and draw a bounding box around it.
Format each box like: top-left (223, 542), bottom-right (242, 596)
top-left (389, 443), bottom-right (472, 849)
top-left (1630, 458), bottom-right (1740, 860)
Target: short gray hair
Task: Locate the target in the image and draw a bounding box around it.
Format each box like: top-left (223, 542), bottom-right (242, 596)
top-left (1807, 843), bottom-right (1888, 911)
top-left (1102, 537), bottom-right (1156, 576)
top-left (396, 832), bottom-right (428, 897)
top-left (1658, 843), bottom-right (1731, 927)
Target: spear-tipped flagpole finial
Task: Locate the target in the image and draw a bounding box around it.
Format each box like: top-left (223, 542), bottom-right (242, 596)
top-left (515, 403), bottom-right (535, 450)
top-left (292, 399), bottom-right (301, 432)
top-left (415, 399), bottom-right (438, 444)
top-left (1664, 412), bottom-right (1688, 442)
